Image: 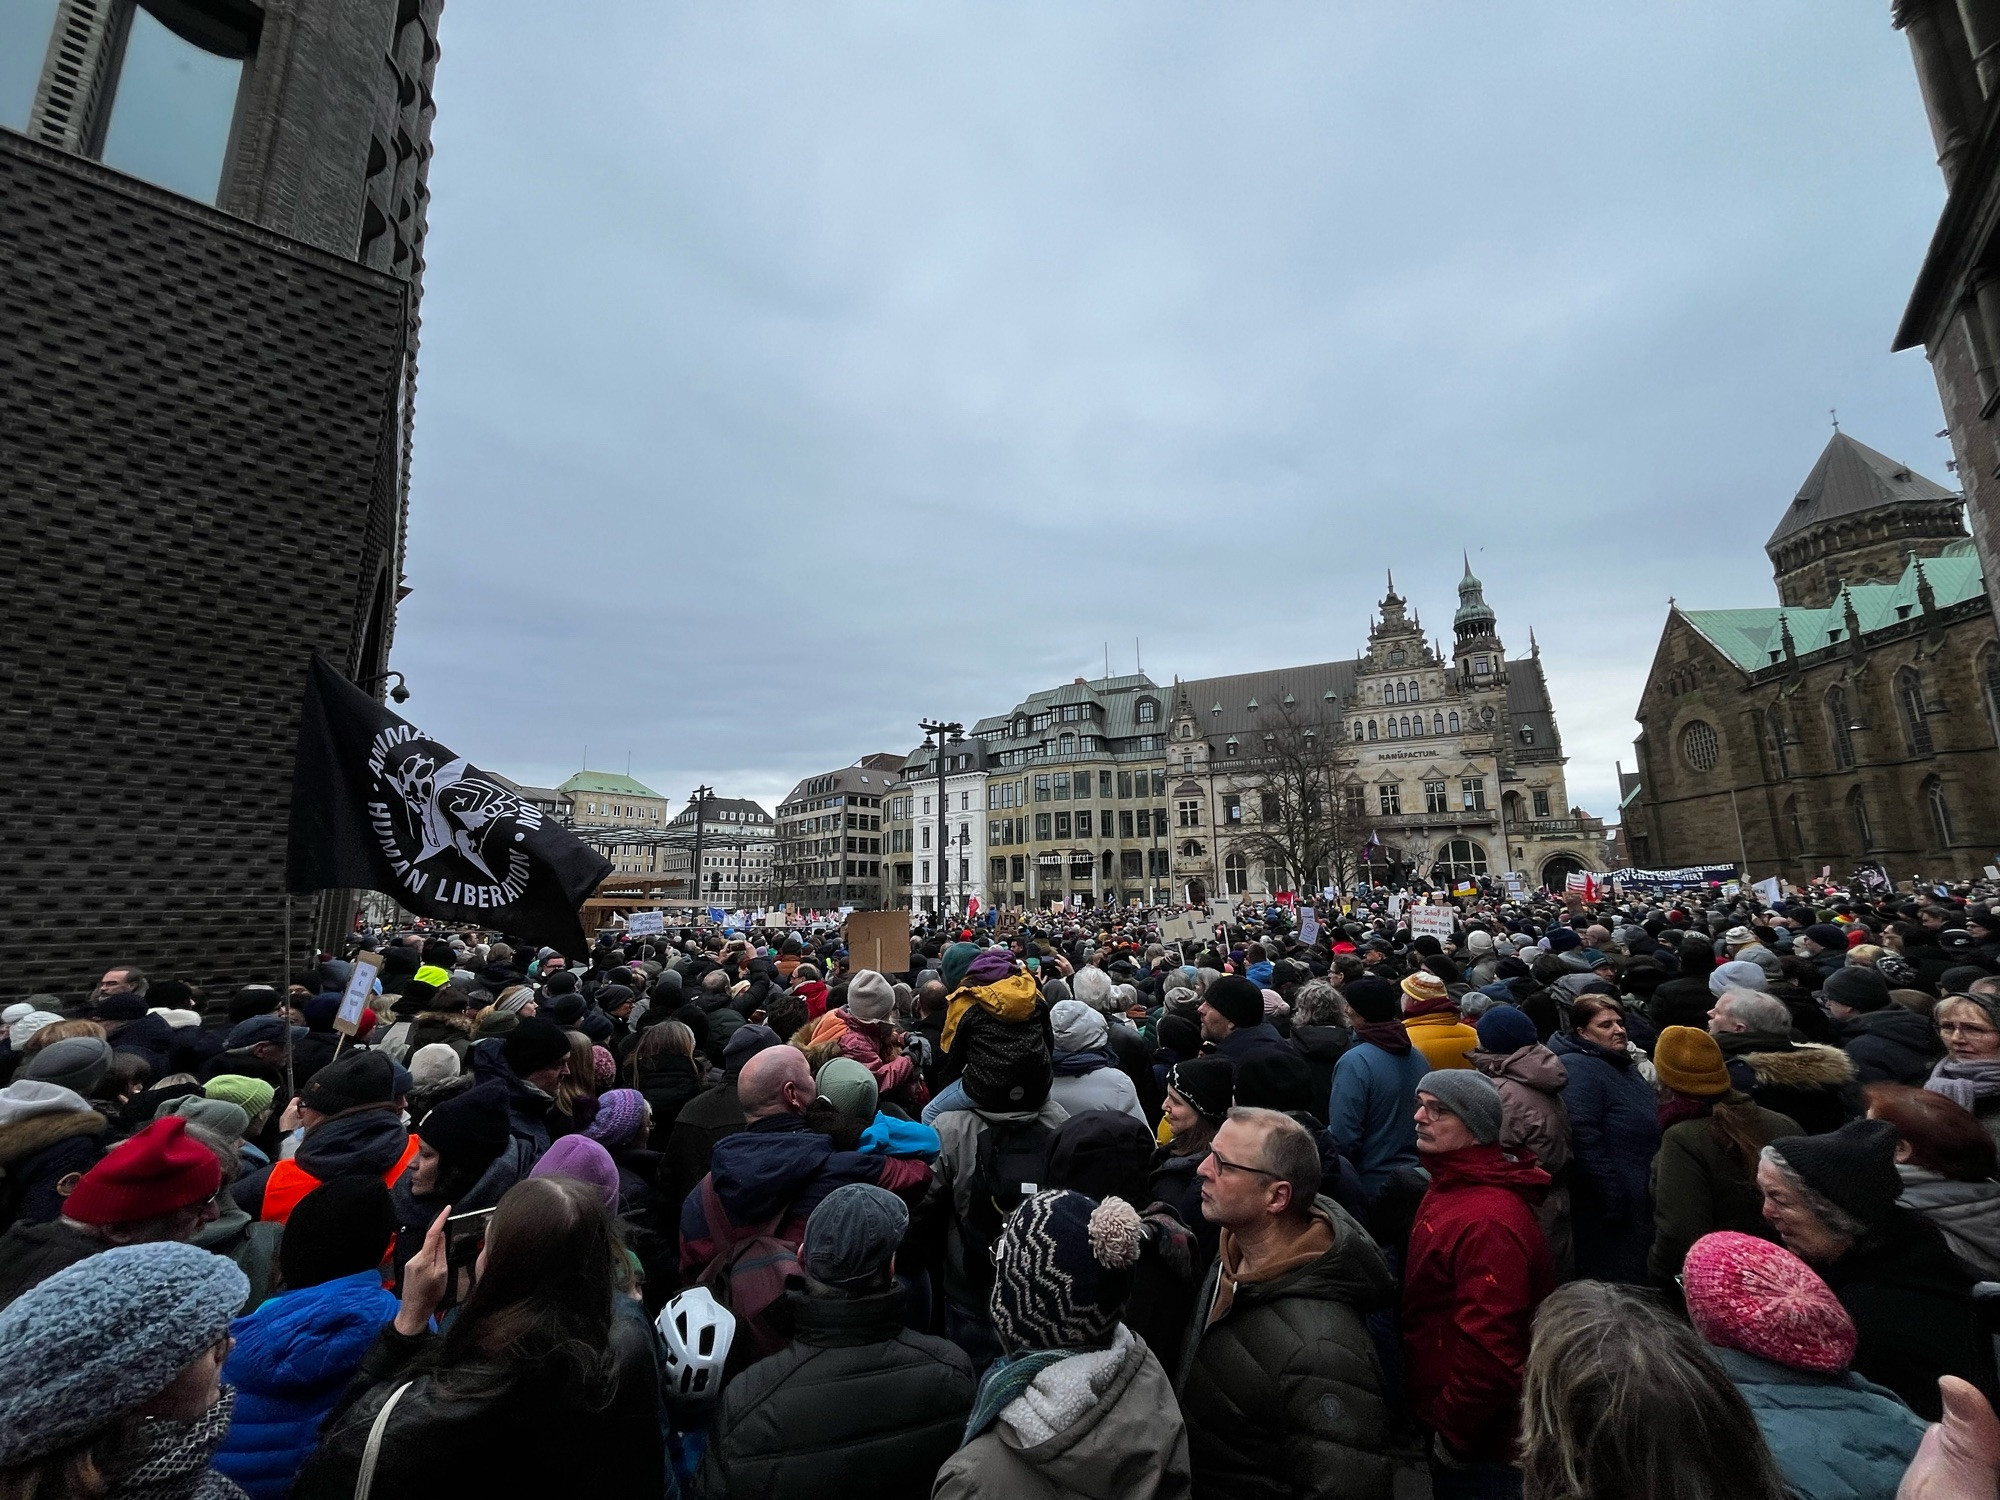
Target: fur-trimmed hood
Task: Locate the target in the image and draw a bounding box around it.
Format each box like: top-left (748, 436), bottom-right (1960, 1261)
top-left (412, 1011), bottom-right (475, 1032)
top-left (1729, 1040), bottom-right (1856, 1089)
top-left (0, 1106), bottom-right (106, 1168)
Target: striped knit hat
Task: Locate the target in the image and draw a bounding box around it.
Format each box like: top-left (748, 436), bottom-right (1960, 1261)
top-left (989, 1189), bottom-right (1142, 1352)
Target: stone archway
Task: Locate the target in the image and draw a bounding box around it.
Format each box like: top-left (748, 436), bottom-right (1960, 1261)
top-left (1540, 853), bottom-right (1588, 891)
top-left (1186, 877), bottom-right (1207, 905)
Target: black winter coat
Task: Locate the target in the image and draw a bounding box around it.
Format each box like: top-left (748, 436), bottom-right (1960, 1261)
top-left (1290, 1025), bottom-right (1352, 1123)
top-left (635, 1053), bottom-right (704, 1150)
top-left (1820, 1207), bottom-right (1996, 1421)
top-left (690, 1286), bottom-right (974, 1500)
top-left (1149, 1146), bottom-right (1218, 1267)
top-left (1839, 1007), bottom-right (1943, 1087)
top-left (1175, 1197), bottom-right (1395, 1500)
top-left (292, 1302), bottom-right (666, 1499)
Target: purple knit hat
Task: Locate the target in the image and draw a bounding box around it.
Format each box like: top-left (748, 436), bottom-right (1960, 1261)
top-left (585, 1088), bottom-right (647, 1150)
top-left (591, 1046), bottom-right (617, 1090)
top-left (529, 1134), bottom-right (622, 1211)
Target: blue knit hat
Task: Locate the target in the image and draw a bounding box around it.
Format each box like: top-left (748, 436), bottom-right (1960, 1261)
top-left (0, 1242), bottom-right (247, 1466)
top-left (1475, 1004), bottom-right (1538, 1055)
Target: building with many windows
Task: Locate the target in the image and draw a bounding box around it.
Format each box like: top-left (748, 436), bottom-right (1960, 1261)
top-left (1629, 432), bottom-right (2000, 881)
top-left (884, 737), bottom-right (992, 915)
top-left (3, 0), bottom-right (448, 995)
top-left (774, 756), bottom-right (900, 910)
top-left (658, 797), bottom-right (776, 909)
top-left (560, 772), bottom-right (671, 875)
top-left (1170, 567), bottom-right (1602, 901)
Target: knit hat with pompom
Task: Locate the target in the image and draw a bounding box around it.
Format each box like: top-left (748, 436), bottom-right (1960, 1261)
top-left (989, 1189), bottom-right (1142, 1352)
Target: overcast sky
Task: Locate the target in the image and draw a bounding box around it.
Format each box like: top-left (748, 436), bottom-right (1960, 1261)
top-left (395, 3), bottom-right (1951, 824)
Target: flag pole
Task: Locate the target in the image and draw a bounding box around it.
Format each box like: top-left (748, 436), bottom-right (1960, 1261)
top-left (282, 892), bottom-right (295, 1098)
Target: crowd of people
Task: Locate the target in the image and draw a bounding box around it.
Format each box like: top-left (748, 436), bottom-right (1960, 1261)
top-left (7, 883), bottom-right (2000, 1497)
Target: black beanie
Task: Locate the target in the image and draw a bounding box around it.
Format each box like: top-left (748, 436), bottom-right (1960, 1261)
top-left (280, 1176), bottom-right (397, 1288)
top-left (544, 969), bottom-right (580, 997)
top-left (1204, 976), bottom-right (1266, 1030)
top-left (1768, 1118), bottom-right (1901, 1229)
top-left (1167, 1058), bottom-right (1234, 1122)
top-left (300, 1052), bottom-right (398, 1116)
top-left (1343, 975), bottom-right (1400, 1024)
top-left (417, 1080), bottom-right (511, 1173)
top-left (1042, 1108), bottom-right (1156, 1205)
top-left (1822, 966), bottom-right (1892, 1014)
top-left (1234, 1050), bottom-right (1317, 1115)
top-left (502, 1017), bottom-right (572, 1077)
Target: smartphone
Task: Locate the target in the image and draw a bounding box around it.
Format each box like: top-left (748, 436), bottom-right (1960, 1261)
top-left (446, 1206), bottom-right (496, 1267)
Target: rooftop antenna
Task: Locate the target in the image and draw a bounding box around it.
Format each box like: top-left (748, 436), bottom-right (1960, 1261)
top-left (626, 750), bottom-right (632, 776)
top-left (1135, 637), bottom-right (1142, 676)
top-left (1104, 642), bottom-right (1110, 681)
top-left (1830, 407), bottom-right (1840, 433)
top-left (583, 743), bottom-right (588, 769)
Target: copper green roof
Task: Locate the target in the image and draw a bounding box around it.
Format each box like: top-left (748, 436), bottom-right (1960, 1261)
top-left (557, 770), bottom-right (664, 798)
top-left (1681, 542), bottom-right (1985, 671)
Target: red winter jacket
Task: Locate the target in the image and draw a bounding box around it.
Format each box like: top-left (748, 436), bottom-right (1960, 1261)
top-left (809, 1009), bottom-right (927, 1108)
top-left (1401, 1143), bottom-right (1554, 1464)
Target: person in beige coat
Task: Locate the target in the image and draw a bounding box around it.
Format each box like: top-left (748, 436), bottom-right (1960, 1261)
top-left (934, 1189), bottom-right (1190, 1500)
top-left (1470, 1005), bottom-right (1573, 1278)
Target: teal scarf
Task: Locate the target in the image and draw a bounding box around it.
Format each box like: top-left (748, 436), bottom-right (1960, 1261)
top-left (962, 1348), bottom-right (1073, 1443)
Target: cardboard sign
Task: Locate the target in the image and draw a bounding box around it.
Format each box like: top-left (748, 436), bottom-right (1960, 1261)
top-left (1160, 914), bottom-right (1206, 945)
top-left (1299, 912), bottom-right (1321, 946)
top-left (334, 951), bottom-right (380, 1037)
top-left (1407, 906), bottom-right (1455, 943)
top-left (1985, 866), bottom-right (1999, 881)
top-left (1210, 898), bottom-right (1236, 925)
top-left (626, 910), bottom-right (666, 936)
top-left (845, 910), bottom-right (911, 978)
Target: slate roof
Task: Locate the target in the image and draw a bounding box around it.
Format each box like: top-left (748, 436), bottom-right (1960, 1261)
top-left (1680, 541), bottom-right (1986, 672)
top-left (1174, 662), bottom-right (1356, 737)
top-left (667, 797), bottom-right (772, 828)
top-left (970, 675), bottom-right (1166, 743)
top-left (1764, 433), bottom-right (1958, 549)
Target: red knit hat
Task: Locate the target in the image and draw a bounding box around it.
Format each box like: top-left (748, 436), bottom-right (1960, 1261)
top-left (64, 1117), bottom-right (221, 1227)
top-left (1682, 1230), bottom-right (1855, 1374)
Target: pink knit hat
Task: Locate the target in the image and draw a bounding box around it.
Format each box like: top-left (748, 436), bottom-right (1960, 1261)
top-left (1682, 1230), bottom-right (1855, 1374)
top-left (591, 1045), bottom-right (617, 1090)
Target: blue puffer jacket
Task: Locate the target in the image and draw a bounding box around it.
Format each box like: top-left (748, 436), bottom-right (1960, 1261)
top-left (1548, 1031), bottom-right (1659, 1284)
top-left (215, 1269), bottom-right (400, 1499)
top-left (1710, 1343), bottom-right (1927, 1500)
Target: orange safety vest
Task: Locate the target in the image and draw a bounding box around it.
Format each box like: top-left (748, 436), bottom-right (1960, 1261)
top-left (260, 1133), bottom-right (421, 1225)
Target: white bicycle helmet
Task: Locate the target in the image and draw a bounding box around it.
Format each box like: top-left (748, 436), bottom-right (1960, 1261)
top-left (656, 1285), bottom-right (735, 1400)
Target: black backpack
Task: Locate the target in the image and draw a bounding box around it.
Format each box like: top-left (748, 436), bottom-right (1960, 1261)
top-left (959, 1114), bottom-right (1055, 1296)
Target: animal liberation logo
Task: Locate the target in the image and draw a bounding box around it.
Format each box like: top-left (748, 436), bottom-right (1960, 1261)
top-left (366, 724), bottom-right (543, 910)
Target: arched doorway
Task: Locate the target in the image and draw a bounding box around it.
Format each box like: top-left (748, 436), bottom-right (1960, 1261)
top-left (1186, 877), bottom-right (1207, 905)
top-left (1540, 853), bottom-right (1587, 891)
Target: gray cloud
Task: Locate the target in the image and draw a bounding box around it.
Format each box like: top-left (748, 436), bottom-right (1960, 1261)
top-left (394, 2), bottom-right (1952, 821)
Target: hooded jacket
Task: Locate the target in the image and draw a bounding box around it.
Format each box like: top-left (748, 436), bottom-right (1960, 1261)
top-left (1402, 1006), bottom-right (1478, 1071)
top-left (809, 1008), bottom-right (924, 1105)
top-left (469, 1036), bottom-right (554, 1158)
top-left (1470, 1045), bottom-right (1571, 1273)
top-left (1548, 1032), bottom-right (1658, 1284)
top-left (1402, 1144), bottom-right (1553, 1464)
top-left (0, 1081), bottom-right (106, 1224)
top-left (214, 1269), bottom-right (400, 1499)
top-left (1715, 1033), bottom-right (1856, 1135)
top-left (938, 1324), bottom-right (1191, 1500)
top-left (1289, 1025), bottom-right (1351, 1122)
top-left (1175, 1198), bottom-right (1395, 1500)
top-left (678, 1114), bottom-right (929, 1274)
top-left (941, 970), bottom-right (1041, 1054)
top-left (1839, 1006), bottom-right (1943, 1088)
top-left (1047, 1007), bottom-right (1147, 1125)
top-left (691, 1286), bottom-right (975, 1500)
top-left (233, 1109), bottom-right (415, 1221)
top-left (1897, 1164), bottom-right (2000, 1282)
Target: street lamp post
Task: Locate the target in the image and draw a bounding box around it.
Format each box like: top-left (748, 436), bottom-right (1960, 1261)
top-left (688, 785), bottom-right (713, 919)
top-left (919, 718), bottom-right (962, 924)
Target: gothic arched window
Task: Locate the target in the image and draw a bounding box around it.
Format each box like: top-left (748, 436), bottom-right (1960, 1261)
top-left (1766, 706), bottom-right (1790, 778)
top-left (1849, 787), bottom-right (1873, 850)
top-left (1784, 796), bottom-right (1804, 855)
top-left (1926, 777), bottom-right (1954, 847)
top-left (1898, 669), bottom-right (1934, 757)
top-left (1982, 648), bottom-right (2000, 747)
top-left (1826, 688), bottom-right (1855, 770)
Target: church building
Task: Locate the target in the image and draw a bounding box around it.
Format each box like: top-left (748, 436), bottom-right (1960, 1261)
top-left (1628, 432), bottom-right (2000, 882)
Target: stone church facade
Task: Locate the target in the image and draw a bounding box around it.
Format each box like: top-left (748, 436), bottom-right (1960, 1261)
top-left (1628, 432), bottom-right (2000, 883)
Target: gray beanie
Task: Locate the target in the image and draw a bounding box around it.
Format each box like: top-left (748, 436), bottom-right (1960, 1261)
top-left (845, 969), bottom-right (895, 1023)
top-left (1417, 1069), bottom-right (1504, 1146)
top-left (408, 1042), bottom-right (462, 1088)
top-left (22, 1036), bottom-right (113, 1096)
top-left (162, 1095), bottom-right (250, 1140)
top-left (0, 1241), bottom-right (247, 1465)
top-left (802, 1181), bottom-right (908, 1286)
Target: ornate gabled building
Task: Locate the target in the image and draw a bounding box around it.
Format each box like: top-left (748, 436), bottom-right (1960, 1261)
top-left (1629, 432), bottom-right (2000, 881)
top-left (1167, 567), bottom-right (1602, 903)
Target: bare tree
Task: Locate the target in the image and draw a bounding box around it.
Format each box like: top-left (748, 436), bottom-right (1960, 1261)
top-left (1229, 702), bottom-right (1369, 897)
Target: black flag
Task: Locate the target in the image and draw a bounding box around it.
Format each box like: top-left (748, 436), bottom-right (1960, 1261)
top-left (286, 655), bottom-right (612, 956)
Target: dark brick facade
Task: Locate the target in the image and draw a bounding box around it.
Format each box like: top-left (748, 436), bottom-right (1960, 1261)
top-left (0, 133), bottom-right (409, 1002)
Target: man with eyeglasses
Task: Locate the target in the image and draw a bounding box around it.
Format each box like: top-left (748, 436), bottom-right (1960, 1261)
top-left (1174, 1106), bottom-right (1394, 1500)
top-left (1402, 1072), bottom-right (1552, 1499)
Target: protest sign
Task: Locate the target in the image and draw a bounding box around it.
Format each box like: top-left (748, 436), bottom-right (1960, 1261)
top-left (626, 909), bottom-right (665, 936)
top-left (845, 910), bottom-right (911, 977)
top-left (1299, 912), bottom-right (1321, 946)
top-left (335, 951), bottom-right (380, 1037)
top-left (1407, 906), bottom-right (1455, 943)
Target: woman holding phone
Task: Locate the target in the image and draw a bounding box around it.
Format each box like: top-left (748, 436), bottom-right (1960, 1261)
top-left (294, 1176), bottom-right (667, 1497)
